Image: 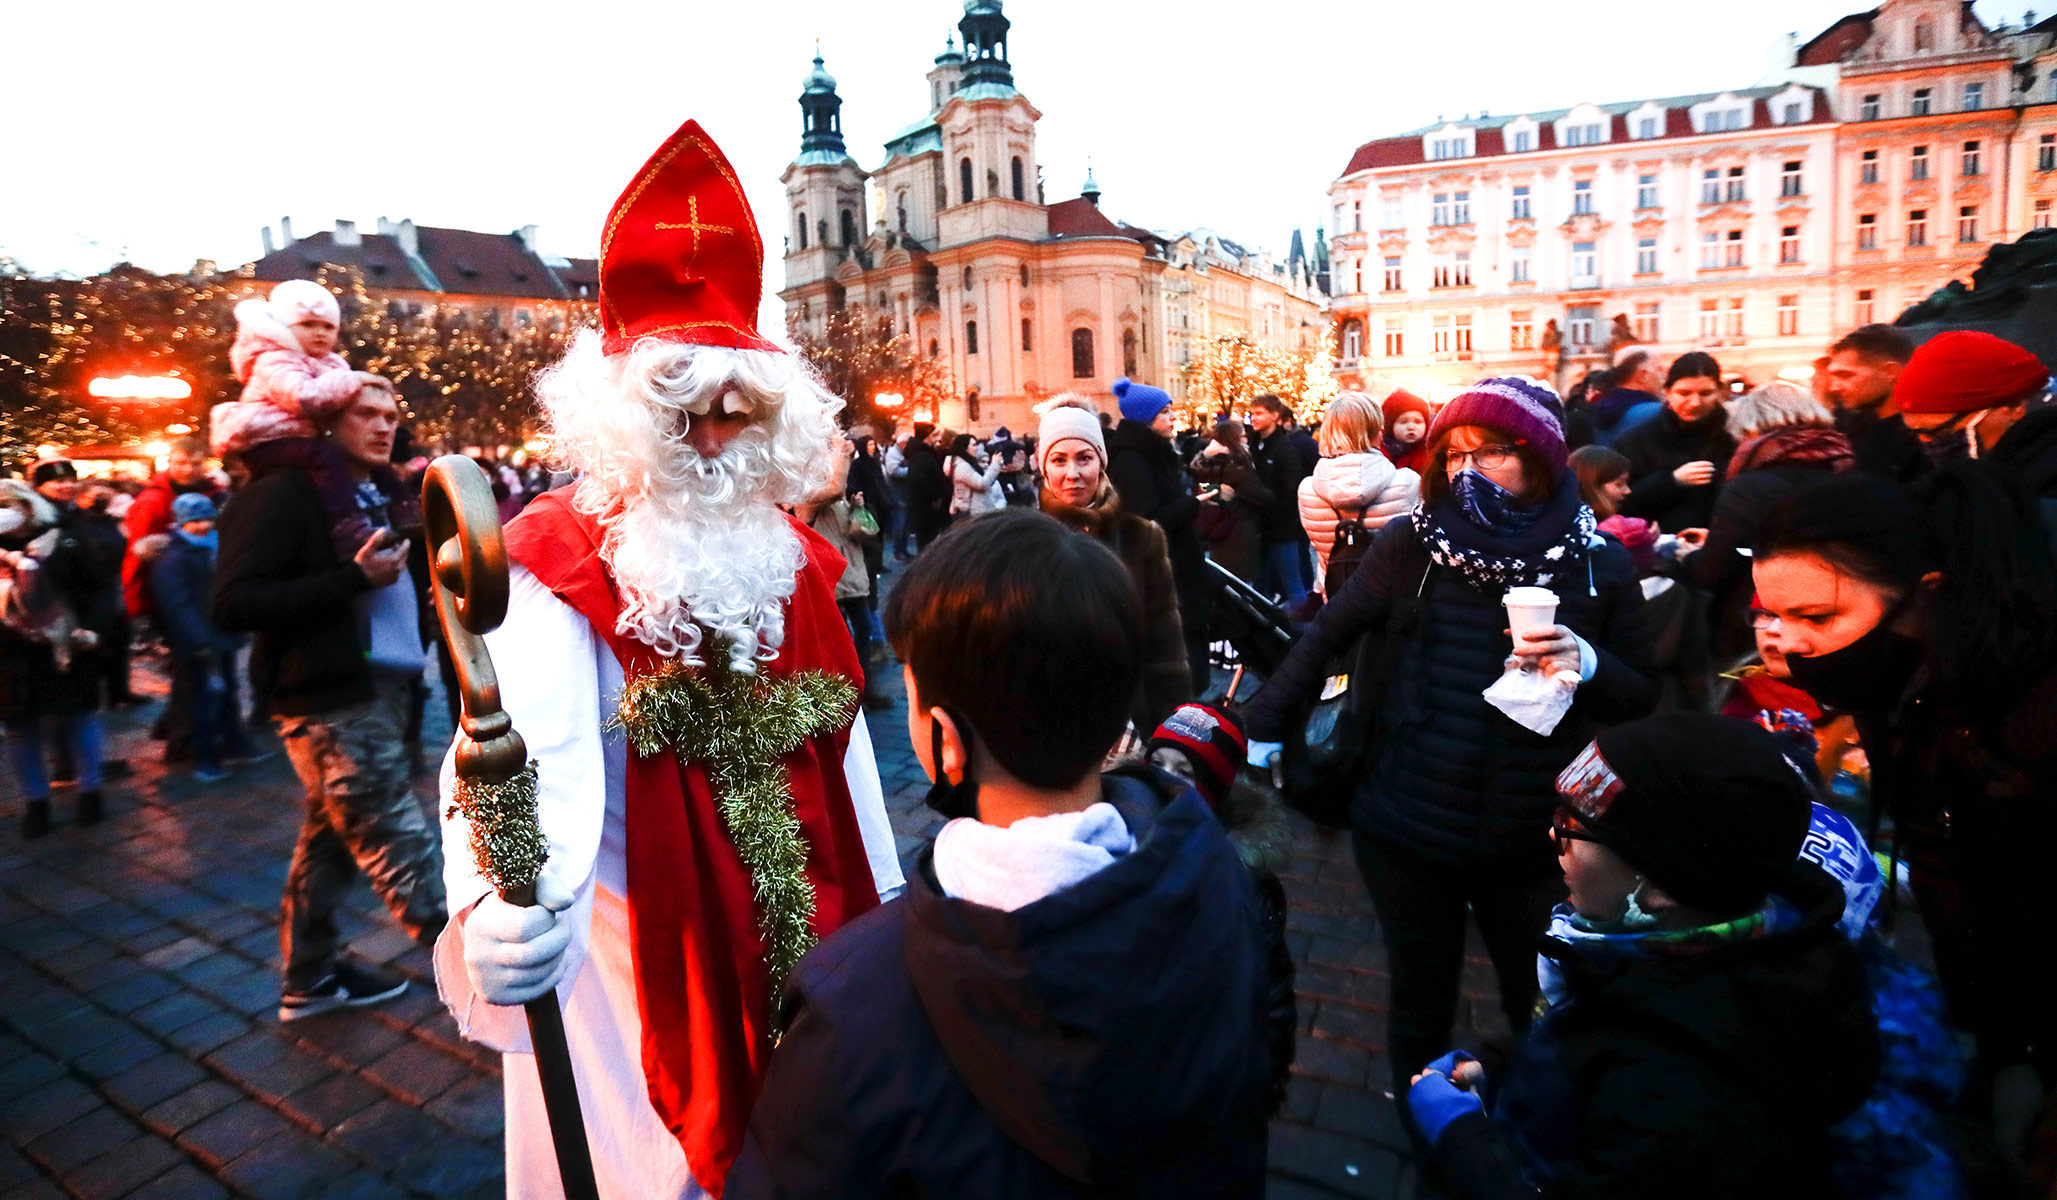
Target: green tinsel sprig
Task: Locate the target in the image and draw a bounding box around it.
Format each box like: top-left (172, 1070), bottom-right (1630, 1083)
top-left (610, 657), bottom-right (857, 1025)
top-left (446, 761), bottom-right (548, 896)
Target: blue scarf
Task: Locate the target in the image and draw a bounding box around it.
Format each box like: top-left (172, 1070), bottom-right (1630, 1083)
top-left (1410, 468), bottom-right (1596, 593)
top-left (175, 528), bottom-right (218, 555)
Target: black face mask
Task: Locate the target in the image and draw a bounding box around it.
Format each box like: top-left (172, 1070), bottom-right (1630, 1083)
top-left (1784, 591), bottom-right (1924, 712)
top-left (923, 709), bottom-right (981, 821)
top-left (1915, 412), bottom-right (1977, 468)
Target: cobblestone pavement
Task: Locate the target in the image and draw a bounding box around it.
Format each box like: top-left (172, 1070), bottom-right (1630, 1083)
top-left (0, 614), bottom-right (1488, 1199)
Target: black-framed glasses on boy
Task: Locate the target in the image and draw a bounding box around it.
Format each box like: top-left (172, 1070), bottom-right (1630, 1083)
top-left (1551, 806), bottom-right (1602, 855)
top-left (1446, 444), bottom-right (1518, 472)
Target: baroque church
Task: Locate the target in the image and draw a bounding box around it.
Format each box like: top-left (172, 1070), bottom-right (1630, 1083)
top-left (778, 0), bottom-right (1329, 434)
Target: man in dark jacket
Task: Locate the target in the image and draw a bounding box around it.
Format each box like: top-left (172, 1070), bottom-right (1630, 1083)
top-left (214, 383), bottom-right (444, 1021)
top-left (1825, 324), bottom-right (1925, 483)
top-left (902, 422), bottom-right (949, 550)
top-left (1411, 716), bottom-right (1876, 1200)
top-left (1104, 381), bottom-right (1209, 690)
top-left (1246, 394), bottom-right (1311, 606)
top-left (1585, 348), bottom-right (1665, 448)
top-left (730, 510), bottom-right (1271, 1199)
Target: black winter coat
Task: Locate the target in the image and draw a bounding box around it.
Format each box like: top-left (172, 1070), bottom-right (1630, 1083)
top-left (1845, 409), bottom-right (1928, 485)
top-left (1106, 420), bottom-right (1204, 580)
top-left (66, 505), bottom-right (129, 636)
top-left (1435, 868), bottom-right (1878, 1200)
top-left (1988, 402), bottom-right (2057, 498)
top-left (1248, 429), bottom-right (1309, 545)
top-left (903, 443), bottom-right (949, 535)
top-left (212, 467), bottom-right (378, 717)
top-left (1615, 407), bottom-right (1735, 533)
top-left (728, 769), bottom-right (1273, 1200)
top-left (149, 535), bottom-right (238, 660)
top-left (1245, 511), bottom-right (1658, 866)
top-left (0, 522), bottom-right (108, 723)
top-left (1686, 461), bottom-right (1840, 660)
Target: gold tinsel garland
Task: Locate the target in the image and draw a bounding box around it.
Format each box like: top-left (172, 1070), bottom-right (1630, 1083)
top-left (610, 659), bottom-right (857, 1021)
top-left (446, 761), bottom-right (549, 896)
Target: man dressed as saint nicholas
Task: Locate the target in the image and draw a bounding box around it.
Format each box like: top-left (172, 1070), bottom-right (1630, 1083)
top-left (433, 119), bottom-right (905, 1199)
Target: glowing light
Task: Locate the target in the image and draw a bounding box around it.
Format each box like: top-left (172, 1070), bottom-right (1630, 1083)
top-left (165, 423), bottom-right (193, 435)
top-left (1776, 365), bottom-right (1816, 383)
top-left (522, 438), bottom-right (550, 454)
top-left (873, 391), bottom-right (905, 410)
top-left (88, 375), bottom-right (192, 401)
top-left (36, 444), bottom-right (62, 460)
top-left (142, 441), bottom-right (171, 462)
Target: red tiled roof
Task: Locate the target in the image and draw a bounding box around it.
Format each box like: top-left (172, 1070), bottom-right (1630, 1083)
top-left (1046, 198), bottom-right (1124, 238)
top-left (1797, 10), bottom-right (1877, 66)
top-left (247, 226), bottom-right (585, 300)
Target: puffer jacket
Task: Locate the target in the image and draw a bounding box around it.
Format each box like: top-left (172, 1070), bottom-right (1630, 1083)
top-left (1297, 451), bottom-right (1420, 588)
top-left (1246, 502), bottom-right (1658, 866)
top-left (945, 454), bottom-right (1003, 516)
top-left (210, 301), bottom-right (362, 456)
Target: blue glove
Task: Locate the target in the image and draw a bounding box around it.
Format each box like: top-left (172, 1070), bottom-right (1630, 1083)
top-left (1407, 1052), bottom-right (1483, 1147)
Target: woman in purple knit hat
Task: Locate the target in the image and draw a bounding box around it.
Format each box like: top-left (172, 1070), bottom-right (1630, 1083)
top-left (1242, 376), bottom-right (1659, 1144)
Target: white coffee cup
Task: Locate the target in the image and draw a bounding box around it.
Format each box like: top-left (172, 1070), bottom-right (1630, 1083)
top-left (1503, 586), bottom-right (1559, 639)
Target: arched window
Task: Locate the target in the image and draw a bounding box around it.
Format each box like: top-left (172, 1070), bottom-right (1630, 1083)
top-left (839, 209), bottom-right (857, 247)
top-left (1121, 328), bottom-right (1138, 377)
top-left (1019, 264), bottom-right (1029, 286)
top-left (960, 157), bottom-right (974, 205)
top-left (986, 168), bottom-right (999, 197)
top-left (896, 190), bottom-right (908, 232)
top-left (1341, 320), bottom-right (1363, 364)
top-left (1021, 318), bottom-right (1033, 351)
top-left (1913, 17), bottom-right (1934, 51)
top-left (1011, 157), bottom-right (1025, 201)
top-left (816, 219), bottom-right (828, 248)
top-left (796, 211), bottom-right (808, 249)
top-left (928, 338), bottom-right (940, 358)
top-left (1071, 328), bottom-right (1095, 378)
top-left (966, 320), bottom-right (979, 354)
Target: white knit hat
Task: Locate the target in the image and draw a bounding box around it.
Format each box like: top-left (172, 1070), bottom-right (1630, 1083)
top-left (268, 279), bottom-right (340, 327)
top-left (1037, 400), bottom-right (1107, 474)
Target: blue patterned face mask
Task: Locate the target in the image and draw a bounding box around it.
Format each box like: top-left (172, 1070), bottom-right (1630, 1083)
top-left (1451, 469), bottom-right (1544, 535)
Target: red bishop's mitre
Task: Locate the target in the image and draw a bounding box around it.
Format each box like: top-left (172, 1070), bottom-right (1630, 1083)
top-left (597, 119), bottom-right (781, 357)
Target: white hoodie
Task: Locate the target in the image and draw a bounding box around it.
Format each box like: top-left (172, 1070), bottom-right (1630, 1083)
top-left (1297, 451), bottom-right (1420, 591)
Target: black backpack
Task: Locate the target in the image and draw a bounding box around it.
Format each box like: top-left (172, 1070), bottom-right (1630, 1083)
top-left (1324, 509), bottom-right (1373, 597)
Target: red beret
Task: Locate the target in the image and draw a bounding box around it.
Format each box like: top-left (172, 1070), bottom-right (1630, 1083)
top-left (1381, 388), bottom-right (1434, 427)
top-left (1895, 331), bottom-right (2047, 414)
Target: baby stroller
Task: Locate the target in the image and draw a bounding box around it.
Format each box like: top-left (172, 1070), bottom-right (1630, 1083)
top-left (1199, 558), bottom-right (1295, 702)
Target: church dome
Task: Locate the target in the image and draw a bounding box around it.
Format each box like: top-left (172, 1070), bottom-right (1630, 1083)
top-left (964, 0), bottom-right (1003, 13)
top-left (802, 52), bottom-right (836, 95)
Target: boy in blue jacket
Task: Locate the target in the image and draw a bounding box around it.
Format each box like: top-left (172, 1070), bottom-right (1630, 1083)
top-left (728, 509), bottom-right (1273, 1199)
top-left (149, 493), bottom-right (260, 780)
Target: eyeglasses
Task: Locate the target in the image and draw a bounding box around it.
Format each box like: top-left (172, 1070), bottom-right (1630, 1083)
top-left (1446, 445), bottom-right (1517, 471)
top-left (1748, 609), bottom-right (1782, 632)
top-left (1551, 806), bottom-right (1602, 855)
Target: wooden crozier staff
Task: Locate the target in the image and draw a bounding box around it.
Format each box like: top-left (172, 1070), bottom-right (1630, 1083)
top-left (424, 455), bottom-right (600, 1200)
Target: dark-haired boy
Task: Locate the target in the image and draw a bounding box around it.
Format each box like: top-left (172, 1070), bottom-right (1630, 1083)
top-left (728, 509), bottom-right (1272, 1199)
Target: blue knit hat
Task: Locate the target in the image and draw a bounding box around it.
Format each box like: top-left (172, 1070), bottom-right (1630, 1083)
top-left (171, 492), bottom-right (217, 524)
top-left (1426, 376), bottom-right (1568, 473)
top-left (1111, 377), bottom-right (1172, 425)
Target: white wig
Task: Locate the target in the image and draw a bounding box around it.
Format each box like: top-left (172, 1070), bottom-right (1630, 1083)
top-left (535, 330), bottom-right (844, 672)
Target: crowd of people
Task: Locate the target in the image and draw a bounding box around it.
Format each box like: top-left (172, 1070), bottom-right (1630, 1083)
top-left (5, 127), bottom-right (2055, 1197)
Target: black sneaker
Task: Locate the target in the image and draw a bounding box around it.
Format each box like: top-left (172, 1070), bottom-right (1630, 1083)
top-left (278, 962), bottom-right (408, 1022)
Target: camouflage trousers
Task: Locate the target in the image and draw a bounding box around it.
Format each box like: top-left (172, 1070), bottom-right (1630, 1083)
top-left (276, 674), bottom-right (447, 990)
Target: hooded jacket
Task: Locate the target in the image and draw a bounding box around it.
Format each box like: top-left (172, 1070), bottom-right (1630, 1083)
top-left (209, 301), bottom-right (363, 456)
top-left (1297, 451), bottom-right (1420, 588)
top-left (1586, 387), bottom-right (1663, 448)
top-left (727, 769), bottom-right (1273, 1200)
top-left (1434, 867), bottom-right (1878, 1200)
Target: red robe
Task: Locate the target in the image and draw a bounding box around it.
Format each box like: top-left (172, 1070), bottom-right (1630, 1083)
top-left (504, 490), bottom-right (880, 1196)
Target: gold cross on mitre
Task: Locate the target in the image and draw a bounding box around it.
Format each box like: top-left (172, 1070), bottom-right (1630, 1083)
top-left (654, 196), bottom-right (736, 268)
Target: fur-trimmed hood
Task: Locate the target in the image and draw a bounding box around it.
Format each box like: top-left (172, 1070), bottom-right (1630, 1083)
top-left (229, 299), bottom-right (305, 383)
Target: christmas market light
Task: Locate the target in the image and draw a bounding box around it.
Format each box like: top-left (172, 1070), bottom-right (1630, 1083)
top-left (142, 440), bottom-right (170, 459)
top-left (88, 374), bottom-right (192, 401)
top-left (166, 423), bottom-right (193, 435)
top-left (873, 392), bottom-right (904, 410)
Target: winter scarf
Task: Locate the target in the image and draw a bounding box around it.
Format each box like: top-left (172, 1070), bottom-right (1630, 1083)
top-left (1381, 433), bottom-right (1428, 476)
top-left (1410, 468), bottom-right (1596, 593)
top-left (1726, 426), bottom-right (1855, 481)
top-left (931, 802), bottom-right (1137, 913)
top-left (1536, 894), bottom-right (1803, 1010)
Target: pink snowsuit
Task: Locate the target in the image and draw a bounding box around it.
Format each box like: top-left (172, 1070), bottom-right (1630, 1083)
top-left (209, 313), bottom-right (362, 456)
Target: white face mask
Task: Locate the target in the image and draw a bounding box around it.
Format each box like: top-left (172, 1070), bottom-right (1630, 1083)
top-left (0, 508), bottom-right (25, 537)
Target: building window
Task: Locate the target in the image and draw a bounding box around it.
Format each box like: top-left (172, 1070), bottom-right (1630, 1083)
top-left (1963, 82), bottom-right (1984, 112)
top-left (1454, 250), bottom-right (1472, 286)
top-left (1781, 161), bottom-right (1802, 197)
top-left (1634, 301), bottom-right (1659, 342)
top-left (1914, 18), bottom-right (1934, 51)
top-left (1569, 306), bottom-right (1597, 347)
top-left (928, 338), bottom-right (939, 358)
top-left (2041, 134), bottom-right (2056, 172)
top-left (1726, 166), bottom-right (1746, 203)
top-left (1911, 145), bottom-right (1930, 180)
top-left (1912, 87), bottom-right (1932, 116)
top-left (1021, 318), bottom-right (1032, 351)
top-left (1510, 310), bottom-right (1534, 349)
top-left (962, 266), bottom-right (974, 289)
top-left (1699, 298), bottom-right (1721, 340)
top-left (959, 157), bottom-right (974, 204)
top-left (1783, 102), bottom-right (1803, 123)
top-left (1907, 209), bottom-right (1929, 247)
top-left (1858, 212), bottom-right (1878, 250)
top-left (1381, 198), bottom-right (1403, 229)
top-left (1959, 205), bottom-right (1979, 243)
top-left (1637, 174), bottom-right (1658, 210)
top-left (1453, 191), bottom-right (1471, 225)
top-left (1334, 202), bottom-right (1345, 233)
top-left (1020, 264), bottom-right (1030, 285)
top-left (1724, 297), bottom-right (1745, 339)
top-left (1637, 237), bottom-right (1658, 275)
top-left (1454, 313), bottom-right (1473, 354)
top-left (1346, 258), bottom-right (1360, 293)
top-left (1564, 122), bottom-right (1603, 147)
top-left (796, 211), bottom-right (808, 248)
top-left (1512, 129), bottom-right (1533, 152)
top-left (1383, 256), bottom-right (1403, 291)
top-left (1122, 329), bottom-right (1138, 376)
top-left (1511, 186), bottom-right (1532, 220)
top-left (1432, 315), bottom-right (1451, 354)
top-left (1700, 230), bottom-right (1720, 270)
top-left (1962, 141), bottom-right (1982, 177)
top-left (1777, 294), bottom-right (1799, 336)
top-left (1071, 328), bottom-right (1094, 378)
top-left (1431, 193), bottom-right (1450, 226)
top-left (1383, 320), bottom-right (1404, 357)
top-left (1860, 150), bottom-right (1879, 185)
top-left (1432, 253), bottom-right (1452, 288)
top-left (1780, 226), bottom-right (1801, 263)
top-left (1573, 179), bottom-right (1594, 215)
top-left (965, 320), bottom-right (978, 354)
top-left (1855, 289), bottom-right (1875, 325)
top-left (1861, 93), bottom-right (1881, 121)
top-left (1509, 246), bottom-right (1530, 283)
top-left (1342, 322), bottom-right (1361, 363)
top-left (2038, 199), bottom-right (2053, 230)
top-left (1638, 116), bottom-right (1658, 139)
top-left (1352, 200), bottom-right (1363, 232)
top-left (1702, 169), bottom-right (1721, 205)
top-left (840, 209), bottom-right (858, 246)
top-left (1011, 157), bottom-right (1025, 201)
top-left (1571, 241), bottom-right (1597, 286)
top-left (897, 191), bottom-right (908, 231)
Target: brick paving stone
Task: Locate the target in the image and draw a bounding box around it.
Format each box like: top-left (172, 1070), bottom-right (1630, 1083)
top-left (178, 1098), bottom-right (296, 1166)
top-left (75, 1027), bottom-right (171, 1081)
top-left (25, 1105), bottom-right (143, 1171)
top-left (0, 1140), bottom-right (42, 1185)
top-left (1310, 1000), bottom-right (1386, 1046)
top-left (103, 1053), bottom-right (211, 1113)
top-left (331, 1098), bottom-right (452, 1162)
top-left (1293, 1035), bottom-right (1376, 1088)
top-left (141, 1081), bottom-right (244, 1138)
top-left (217, 1129), bottom-right (355, 1200)
top-left (62, 1134), bottom-right (187, 1200)
top-left (140, 937), bottom-right (216, 973)
top-left (3, 1176), bottom-right (66, 1199)
top-left (129, 992), bottom-right (221, 1039)
top-left (1267, 1121), bottom-right (1403, 1200)
top-left (123, 1162), bottom-right (233, 1200)
top-left (0, 1076), bottom-right (107, 1140)
top-left (360, 1040), bottom-right (471, 1105)
top-left (165, 1011), bottom-right (251, 1057)
top-left (390, 1133), bottom-right (502, 1197)
top-left (0, 1049), bottom-right (66, 1095)
top-left (279, 1071), bottom-right (382, 1130)
top-left (223, 1046), bottom-right (335, 1105)
top-left (87, 966), bottom-right (182, 1015)
top-left (311, 1168), bottom-right (410, 1200)
top-left (23, 1007), bottom-right (133, 1061)
top-left (1313, 1081), bottom-right (1408, 1152)
top-left (425, 1077), bottom-right (504, 1140)
top-left (287, 1012), bottom-right (410, 1062)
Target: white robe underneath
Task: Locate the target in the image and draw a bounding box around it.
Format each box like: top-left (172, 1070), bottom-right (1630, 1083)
top-left (434, 565), bottom-right (905, 1200)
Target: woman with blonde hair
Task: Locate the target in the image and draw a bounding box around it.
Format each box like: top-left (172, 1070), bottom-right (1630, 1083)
top-left (1298, 391), bottom-right (1420, 595)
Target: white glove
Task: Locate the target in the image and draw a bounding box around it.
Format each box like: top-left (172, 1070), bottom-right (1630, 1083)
top-left (463, 873), bottom-right (577, 1007)
top-left (1246, 740), bottom-right (1283, 768)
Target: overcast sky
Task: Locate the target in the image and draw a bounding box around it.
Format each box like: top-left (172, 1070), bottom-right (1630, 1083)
top-left (3, 0), bottom-right (2038, 334)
